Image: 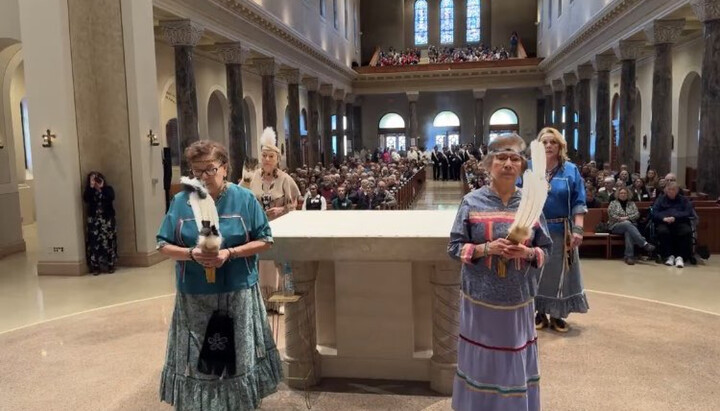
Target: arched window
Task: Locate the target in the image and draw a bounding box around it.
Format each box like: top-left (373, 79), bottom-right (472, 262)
top-left (414, 0), bottom-right (428, 46)
top-left (466, 0), bottom-right (481, 43)
top-left (489, 108), bottom-right (519, 142)
top-left (300, 109), bottom-right (308, 136)
top-left (378, 113), bottom-right (407, 151)
top-left (433, 111), bottom-right (460, 148)
top-left (440, 0), bottom-right (454, 44)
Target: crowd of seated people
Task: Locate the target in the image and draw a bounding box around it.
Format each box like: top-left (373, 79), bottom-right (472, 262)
top-left (460, 149), bottom-right (707, 266)
top-left (281, 147), bottom-right (429, 210)
top-left (428, 44), bottom-right (510, 63)
top-left (375, 47), bottom-right (421, 66)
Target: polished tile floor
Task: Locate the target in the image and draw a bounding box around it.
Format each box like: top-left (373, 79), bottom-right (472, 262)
top-left (2, 179), bottom-right (718, 334)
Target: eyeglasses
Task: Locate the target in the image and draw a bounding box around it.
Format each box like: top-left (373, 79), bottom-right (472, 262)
top-left (191, 166), bottom-right (220, 177)
top-left (495, 153), bottom-right (523, 163)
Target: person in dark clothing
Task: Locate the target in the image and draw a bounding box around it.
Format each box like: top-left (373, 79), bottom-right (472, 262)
top-left (332, 186), bottom-right (353, 210)
top-left (349, 180), bottom-right (372, 209)
top-left (431, 147), bottom-right (441, 180)
top-left (450, 149), bottom-right (463, 181)
top-left (440, 149), bottom-right (450, 181)
top-left (302, 183), bottom-right (326, 210)
top-left (83, 171), bottom-right (118, 275)
top-left (652, 182), bottom-right (695, 268)
top-left (585, 187), bottom-right (601, 209)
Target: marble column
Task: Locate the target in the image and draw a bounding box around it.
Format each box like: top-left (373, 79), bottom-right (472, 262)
top-left (552, 79), bottom-right (564, 131)
top-left (320, 84), bottom-right (335, 166)
top-left (407, 92), bottom-right (420, 147)
top-left (473, 89), bottom-right (486, 145)
top-left (216, 43), bottom-right (248, 183)
top-left (692, 0), bottom-right (720, 196)
top-left (255, 58), bottom-right (278, 132)
top-left (345, 95), bottom-right (355, 155)
top-left (284, 261), bottom-right (321, 388)
top-left (281, 69), bottom-right (302, 171)
top-left (646, 20), bottom-right (685, 177)
top-left (303, 78), bottom-right (320, 167)
top-left (430, 261), bottom-right (461, 395)
top-left (614, 40), bottom-right (643, 169)
top-left (334, 89), bottom-right (346, 162)
top-left (161, 20), bottom-right (203, 175)
top-left (576, 65), bottom-right (593, 163)
top-left (593, 54), bottom-right (615, 168)
top-left (543, 85), bottom-right (553, 129)
top-left (563, 73), bottom-right (577, 153)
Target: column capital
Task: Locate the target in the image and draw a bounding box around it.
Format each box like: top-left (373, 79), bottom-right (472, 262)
top-left (552, 79), bottom-right (564, 92)
top-left (563, 72), bottom-right (578, 87)
top-left (302, 77), bottom-right (319, 91)
top-left (160, 20), bottom-right (204, 47)
top-left (279, 68), bottom-right (302, 84)
top-left (345, 94), bottom-right (356, 104)
top-left (333, 89), bottom-right (346, 101)
top-left (253, 57), bottom-right (278, 76)
top-left (472, 89), bottom-right (487, 99)
top-left (576, 64), bottom-right (594, 81)
top-left (407, 91), bottom-right (420, 102)
top-left (542, 85), bottom-right (553, 96)
top-left (319, 83), bottom-right (334, 97)
top-left (691, 0), bottom-right (720, 23)
top-left (592, 54), bottom-right (616, 72)
top-left (644, 19), bottom-right (685, 45)
top-left (613, 40), bottom-right (644, 61)
top-left (214, 42), bottom-right (248, 65)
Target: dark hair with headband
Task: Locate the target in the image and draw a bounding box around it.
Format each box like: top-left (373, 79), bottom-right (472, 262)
top-left (482, 133), bottom-right (527, 170)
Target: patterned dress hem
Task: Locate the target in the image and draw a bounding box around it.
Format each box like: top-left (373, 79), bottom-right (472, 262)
top-left (534, 293), bottom-right (589, 319)
top-left (160, 346), bottom-right (283, 410)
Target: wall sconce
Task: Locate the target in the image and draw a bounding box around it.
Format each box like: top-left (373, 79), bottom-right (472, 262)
top-left (147, 129), bottom-right (159, 146)
top-left (42, 129), bottom-right (56, 148)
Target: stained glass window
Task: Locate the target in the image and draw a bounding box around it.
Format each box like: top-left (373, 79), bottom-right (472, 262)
top-left (414, 0), bottom-right (428, 46)
top-left (440, 0), bottom-right (454, 44)
top-left (466, 0), bottom-right (481, 43)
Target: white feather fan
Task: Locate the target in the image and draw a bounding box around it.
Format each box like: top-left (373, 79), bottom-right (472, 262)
top-left (507, 140), bottom-right (547, 243)
top-left (181, 176), bottom-right (223, 282)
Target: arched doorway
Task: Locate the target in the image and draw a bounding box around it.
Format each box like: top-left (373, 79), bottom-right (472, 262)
top-left (678, 72), bottom-right (701, 190)
top-left (300, 109), bottom-right (308, 165)
top-left (160, 80), bottom-right (179, 167)
top-left (489, 108), bottom-right (519, 142)
top-left (611, 93), bottom-right (620, 170)
top-left (243, 96), bottom-right (256, 159)
top-left (432, 111), bottom-right (460, 149)
top-left (207, 90), bottom-right (228, 146)
top-left (378, 112), bottom-right (405, 150)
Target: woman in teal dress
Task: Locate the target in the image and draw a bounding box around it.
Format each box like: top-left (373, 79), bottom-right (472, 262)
top-left (156, 140), bottom-right (282, 410)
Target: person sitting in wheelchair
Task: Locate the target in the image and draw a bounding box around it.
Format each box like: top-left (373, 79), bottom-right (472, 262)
top-left (652, 182), bottom-right (695, 268)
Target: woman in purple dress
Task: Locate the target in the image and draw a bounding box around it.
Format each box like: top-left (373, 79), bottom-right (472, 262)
top-left (448, 133), bottom-right (552, 411)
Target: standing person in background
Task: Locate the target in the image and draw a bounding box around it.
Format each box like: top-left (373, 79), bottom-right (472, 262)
top-left (249, 128), bottom-right (301, 314)
top-left (83, 172), bottom-right (118, 275)
top-left (531, 127), bottom-right (589, 333)
top-left (510, 31), bottom-right (519, 57)
top-left (431, 146), bottom-right (441, 181)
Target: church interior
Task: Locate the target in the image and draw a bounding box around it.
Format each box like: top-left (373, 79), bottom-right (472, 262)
top-left (1, 0), bottom-right (719, 409)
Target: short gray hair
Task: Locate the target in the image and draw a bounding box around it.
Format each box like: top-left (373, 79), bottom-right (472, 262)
top-left (482, 133), bottom-right (527, 169)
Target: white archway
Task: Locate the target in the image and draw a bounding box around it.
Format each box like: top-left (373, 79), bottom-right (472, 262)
top-left (378, 112), bottom-right (405, 150)
top-left (243, 96), bottom-right (257, 158)
top-left (678, 71), bottom-right (702, 190)
top-left (432, 110), bottom-right (460, 149)
top-left (207, 89), bottom-right (228, 146)
top-left (489, 108), bottom-right (519, 142)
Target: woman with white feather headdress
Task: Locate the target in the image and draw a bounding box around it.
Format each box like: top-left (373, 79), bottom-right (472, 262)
top-left (447, 133), bottom-right (552, 411)
top-left (249, 127), bottom-right (301, 313)
top-left (156, 140), bottom-right (282, 409)
top-left (529, 127), bottom-right (589, 334)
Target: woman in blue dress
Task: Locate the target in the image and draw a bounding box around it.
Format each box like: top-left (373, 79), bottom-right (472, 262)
top-left (532, 127), bottom-right (589, 332)
top-left (156, 140), bottom-right (282, 410)
top-left (448, 133), bottom-right (552, 411)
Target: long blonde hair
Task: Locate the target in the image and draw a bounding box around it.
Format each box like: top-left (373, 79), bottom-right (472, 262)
top-left (536, 127), bottom-right (569, 163)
